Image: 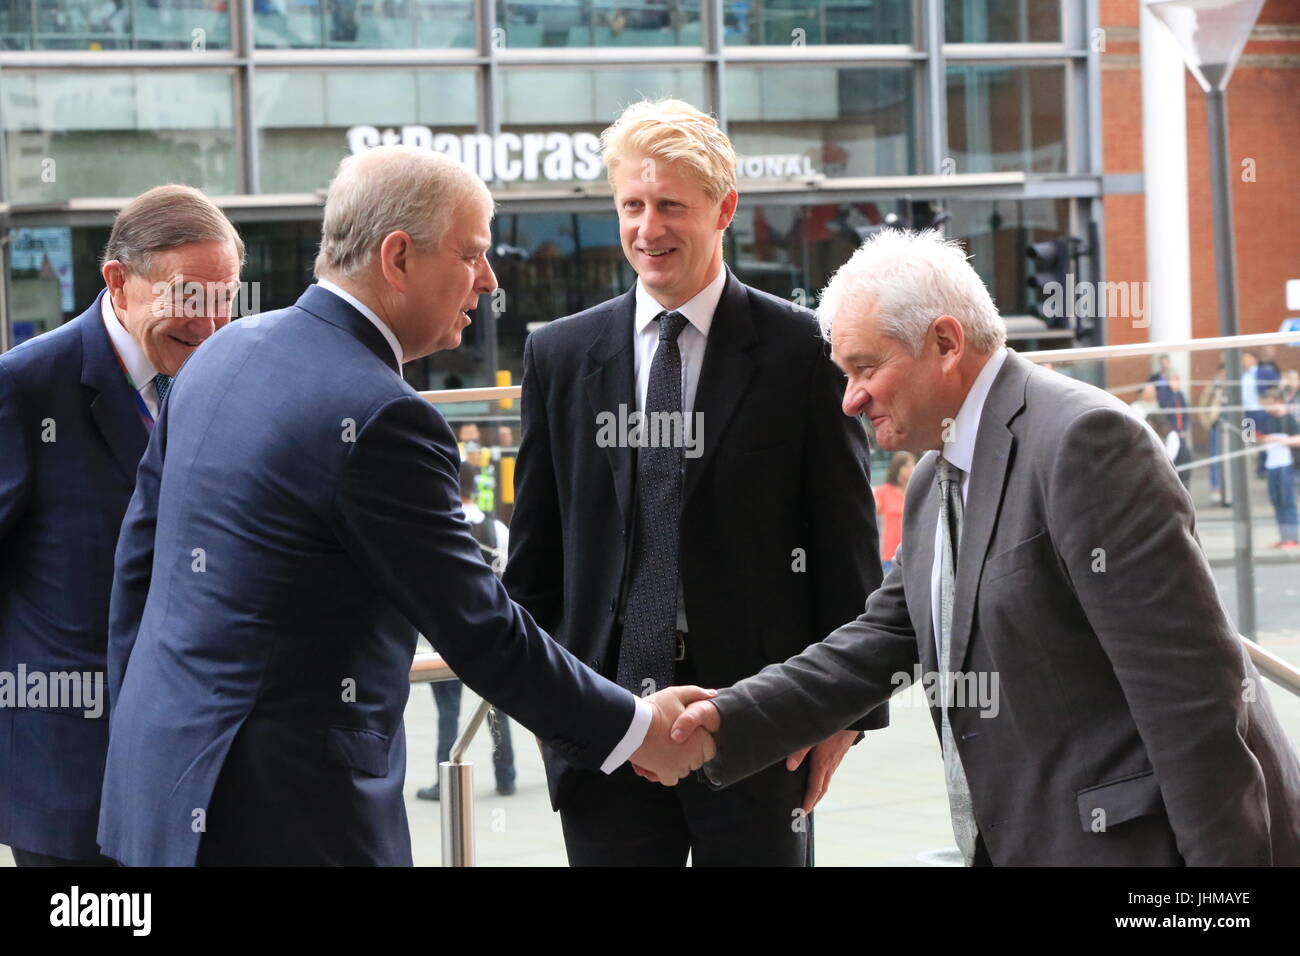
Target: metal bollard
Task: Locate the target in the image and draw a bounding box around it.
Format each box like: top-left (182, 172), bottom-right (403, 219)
top-left (440, 698), bottom-right (493, 867)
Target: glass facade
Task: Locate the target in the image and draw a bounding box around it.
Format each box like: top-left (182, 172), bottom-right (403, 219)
top-left (1, 0), bottom-right (1100, 379)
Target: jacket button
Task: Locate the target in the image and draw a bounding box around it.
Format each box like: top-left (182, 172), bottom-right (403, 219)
top-left (608, 598), bottom-right (617, 612)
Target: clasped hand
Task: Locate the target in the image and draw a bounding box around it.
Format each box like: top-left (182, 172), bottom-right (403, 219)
top-left (628, 685), bottom-right (719, 785)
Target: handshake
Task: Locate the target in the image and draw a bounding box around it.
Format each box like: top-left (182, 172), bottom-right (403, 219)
top-left (627, 685), bottom-right (725, 785)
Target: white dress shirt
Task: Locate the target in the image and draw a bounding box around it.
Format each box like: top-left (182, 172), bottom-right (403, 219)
top-left (101, 292), bottom-right (162, 420)
top-left (316, 279), bottom-right (405, 368)
top-left (319, 282), bottom-right (652, 770)
top-left (632, 265), bottom-right (726, 634)
top-left (930, 348), bottom-right (1009, 666)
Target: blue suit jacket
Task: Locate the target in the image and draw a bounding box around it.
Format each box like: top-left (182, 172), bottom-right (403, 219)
top-left (97, 285), bottom-right (637, 866)
top-left (0, 292), bottom-right (146, 859)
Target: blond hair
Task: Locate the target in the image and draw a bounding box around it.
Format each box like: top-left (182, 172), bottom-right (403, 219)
top-left (600, 98), bottom-right (737, 203)
top-left (315, 145), bottom-right (492, 280)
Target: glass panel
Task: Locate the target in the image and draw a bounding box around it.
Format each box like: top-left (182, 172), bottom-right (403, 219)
top-left (944, 0), bottom-right (1061, 43)
top-left (946, 198), bottom-right (1071, 316)
top-left (496, 0), bottom-right (703, 48)
top-left (0, 0), bottom-right (231, 51)
top-left (726, 66), bottom-right (915, 178)
top-left (946, 64), bottom-right (1067, 174)
top-left (495, 67), bottom-right (705, 187)
top-left (255, 69), bottom-right (480, 193)
top-left (256, 0), bottom-right (474, 49)
top-left (1, 71), bottom-right (237, 201)
top-left (723, 0), bottom-right (911, 45)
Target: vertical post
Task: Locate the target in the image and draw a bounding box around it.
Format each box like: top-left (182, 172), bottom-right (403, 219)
top-left (1206, 87), bottom-right (1255, 638)
top-left (441, 698), bottom-right (492, 866)
top-left (236, 0), bottom-right (260, 195)
top-left (919, 0), bottom-right (946, 175)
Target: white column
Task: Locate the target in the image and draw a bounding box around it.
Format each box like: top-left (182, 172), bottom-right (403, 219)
top-left (1140, 1), bottom-right (1194, 379)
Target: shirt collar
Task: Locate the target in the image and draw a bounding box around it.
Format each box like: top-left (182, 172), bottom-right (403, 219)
top-left (634, 265), bottom-right (727, 339)
top-left (316, 278), bottom-right (405, 367)
top-left (942, 348), bottom-right (1009, 475)
top-left (100, 291), bottom-right (157, 390)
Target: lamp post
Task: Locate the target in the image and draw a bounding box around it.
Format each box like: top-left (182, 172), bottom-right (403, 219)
top-left (1148, 0), bottom-right (1264, 637)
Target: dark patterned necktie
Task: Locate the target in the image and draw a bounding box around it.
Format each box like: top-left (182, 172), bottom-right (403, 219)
top-left (616, 310), bottom-right (689, 696)
top-left (153, 373), bottom-right (173, 406)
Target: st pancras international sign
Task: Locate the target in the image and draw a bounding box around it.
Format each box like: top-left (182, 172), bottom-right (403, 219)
top-left (346, 125), bottom-right (816, 183)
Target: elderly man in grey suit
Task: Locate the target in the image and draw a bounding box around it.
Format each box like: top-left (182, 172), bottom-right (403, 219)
top-left (672, 229), bottom-right (1300, 866)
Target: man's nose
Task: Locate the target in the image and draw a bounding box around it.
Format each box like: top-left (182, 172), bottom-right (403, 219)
top-left (639, 206), bottom-right (665, 242)
top-left (843, 383), bottom-right (867, 418)
top-left (479, 257), bottom-right (498, 295)
top-left (183, 315), bottom-right (218, 341)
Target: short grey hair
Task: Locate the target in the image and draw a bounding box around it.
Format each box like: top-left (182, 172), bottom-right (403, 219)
top-left (101, 184), bottom-right (244, 278)
top-left (314, 145), bottom-right (493, 280)
top-left (817, 229), bottom-right (1007, 356)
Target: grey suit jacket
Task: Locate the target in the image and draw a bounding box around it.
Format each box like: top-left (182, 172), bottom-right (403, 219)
top-left (705, 349), bottom-right (1300, 865)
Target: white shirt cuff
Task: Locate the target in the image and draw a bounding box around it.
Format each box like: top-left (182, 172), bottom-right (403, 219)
top-left (600, 696), bottom-right (654, 774)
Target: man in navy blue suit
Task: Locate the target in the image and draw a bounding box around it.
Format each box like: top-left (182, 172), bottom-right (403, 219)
top-left (98, 146), bottom-right (717, 866)
top-left (0, 185), bottom-right (243, 866)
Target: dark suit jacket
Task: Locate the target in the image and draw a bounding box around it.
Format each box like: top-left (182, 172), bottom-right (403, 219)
top-left (97, 285), bottom-right (637, 866)
top-left (0, 292), bottom-right (143, 860)
top-left (504, 268), bottom-right (885, 811)
top-left (705, 350), bottom-right (1300, 865)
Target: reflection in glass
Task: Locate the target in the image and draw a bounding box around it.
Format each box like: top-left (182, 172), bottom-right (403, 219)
top-left (727, 67), bottom-right (914, 178)
top-left (946, 198), bottom-right (1070, 316)
top-left (723, 0), bottom-right (910, 45)
top-left (947, 65), bottom-right (1067, 174)
top-left (256, 69), bottom-right (480, 192)
top-left (2, 71), bottom-right (237, 201)
top-left (0, 0), bottom-right (231, 51)
top-left (496, 0), bottom-right (703, 48)
top-left (255, 0), bottom-right (474, 49)
top-left (944, 0), bottom-right (1061, 43)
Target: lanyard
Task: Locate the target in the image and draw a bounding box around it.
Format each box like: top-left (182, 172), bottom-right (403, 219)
top-left (108, 344), bottom-right (155, 429)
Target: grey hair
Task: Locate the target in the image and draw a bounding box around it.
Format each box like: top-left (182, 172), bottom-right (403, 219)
top-left (314, 145), bottom-right (493, 280)
top-left (101, 184), bottom-right (244, 278)
top-left (816, 229), bottom-right (1007, 356)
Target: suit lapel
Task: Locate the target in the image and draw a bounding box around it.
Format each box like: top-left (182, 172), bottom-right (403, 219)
top-left (79, 291), bottom-right (149, 485)
top-left (947, 351), bottom-right (1031, 673)
top-left (582, 292), bottom-right (637, 527)
top-left (682, 270), bottom-right (758, 505)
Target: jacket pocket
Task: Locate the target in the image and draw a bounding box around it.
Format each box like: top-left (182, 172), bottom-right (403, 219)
top-left (1076, 769), bottom-right (1165, 832)
top-left (323, 726), bottom-right (392, 777)
top-left (983, 529), bottom-right (1051, 584)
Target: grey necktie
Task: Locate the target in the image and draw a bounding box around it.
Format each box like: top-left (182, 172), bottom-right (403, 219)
top-left (937, 454), bottom-right (979, 865)
top-left (615, 311), bottom-right (689, 696)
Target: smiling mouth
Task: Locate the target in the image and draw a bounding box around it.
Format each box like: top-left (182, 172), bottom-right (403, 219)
top-left (641, 248), bottom-right (675, 258)
top-left (169, 334), bottom-right (201, 348)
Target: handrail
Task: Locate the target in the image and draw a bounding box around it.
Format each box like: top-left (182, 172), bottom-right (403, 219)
top-left (1021, 330), bottom-right (1300, 363)
top-left (1243, 637), bottom-right (1300, 698)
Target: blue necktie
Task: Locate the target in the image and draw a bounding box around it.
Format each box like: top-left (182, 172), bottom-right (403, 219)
top-left (153, 373), bottom-right (173, 406)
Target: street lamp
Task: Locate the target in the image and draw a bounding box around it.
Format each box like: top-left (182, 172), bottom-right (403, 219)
top-left (1147, 0), bottom-right (1264, 637)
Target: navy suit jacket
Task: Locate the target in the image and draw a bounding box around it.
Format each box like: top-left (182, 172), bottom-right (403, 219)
top-left (0, 292), bottom-right (146, 860)
top-left (97, 285), bottom-right (637, 866)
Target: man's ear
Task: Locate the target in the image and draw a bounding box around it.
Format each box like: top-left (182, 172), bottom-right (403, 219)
top-left (717, 189), bottom-right (739, 230)
top-left (378, 231), bottom-right (414, 293)
top-left (933, 315), bottom-right (965, 367)
top-left (102, 260), bottom-right (129, 313)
